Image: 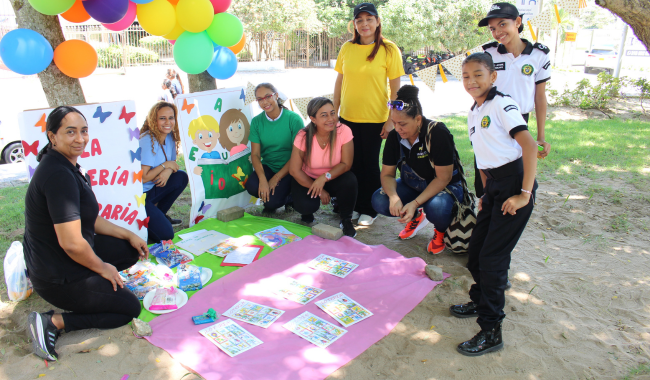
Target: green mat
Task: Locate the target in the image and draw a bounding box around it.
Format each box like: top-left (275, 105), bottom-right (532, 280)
top-left (137, 214), bottom-right (312, 322)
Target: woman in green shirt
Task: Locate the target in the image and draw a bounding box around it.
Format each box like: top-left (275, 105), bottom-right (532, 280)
top-left (245, 83), bottom-right (305, 212)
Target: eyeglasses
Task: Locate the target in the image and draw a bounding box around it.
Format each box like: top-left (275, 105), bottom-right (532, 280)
top-left (387, 100), bottom-right (411, 110)
top-left (256, 93), bottom-right (276, 103)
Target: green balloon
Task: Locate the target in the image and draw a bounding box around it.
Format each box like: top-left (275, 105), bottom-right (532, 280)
top-left (28, 0), bottom-right (75, 15)
top-left (173, 31), bottom-right (214, 75)
top-left (206, 13), bottom-right (244, 48)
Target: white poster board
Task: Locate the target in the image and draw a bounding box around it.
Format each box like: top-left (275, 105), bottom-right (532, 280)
top-left (517, 0), bottom-right (540, 23)
top-left (18, 101), bottom-right (147, 240)
top-left (175, 87), bottom-right (253, 226)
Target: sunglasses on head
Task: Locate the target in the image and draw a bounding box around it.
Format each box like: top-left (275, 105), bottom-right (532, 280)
top-left (387, 100), bottom-right (411, 110)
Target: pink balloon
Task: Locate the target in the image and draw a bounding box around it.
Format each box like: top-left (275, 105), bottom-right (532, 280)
top-left (169, 40), bottom-right (176, 45)
top-left (210, 0), bottom-right (231, 13)
top-left (102, 1), bottom-right (136, 31)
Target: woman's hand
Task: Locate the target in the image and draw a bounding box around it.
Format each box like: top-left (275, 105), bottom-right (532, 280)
top-left (380, 119), bottom-right (394, 139)
top-left (389, 195), bottom-right (403, 217)
top-left (154, 169), bottom-right (172, 187)
top-left (165, 161), bottom-right (179, 172)
top-left (502, 193), bottom-right (531, 215)
top-left (268, 175), bottom-right (281, 195)
top-left (478, 196), bottom-right (483, 212)
top-left (398, 201), bottom-right (418, 224)
top-left (537, 141), bottom-right (551, 159)
top-left (100, 263), bottom-right (123, 291)
top-left (258, 180), bottom-right (271, 203)
top-left (319, 189), bottom-right (331, 205)
top-left (128, 233), bottom-right (149, 260)
top-left (308, 175), bottom-right (327, 198)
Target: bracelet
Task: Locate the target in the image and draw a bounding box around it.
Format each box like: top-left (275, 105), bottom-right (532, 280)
top-left (161, 163), bottom-right (166, 169)
top-left (414, 199), bottom-right (421, 207)
top-left (521, 189), bottom-right (532, 195)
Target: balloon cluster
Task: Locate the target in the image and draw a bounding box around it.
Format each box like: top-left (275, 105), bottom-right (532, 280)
top-left (0, 0), bottom-right (244, 79)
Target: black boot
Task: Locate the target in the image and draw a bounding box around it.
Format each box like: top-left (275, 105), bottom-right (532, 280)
top-left (449, 302), bottom-right (478, 318)
top-left (456, 322), bottom-right (503, 356)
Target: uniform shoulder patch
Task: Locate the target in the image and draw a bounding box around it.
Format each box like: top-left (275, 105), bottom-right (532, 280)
top-left (482, 41), bottom-right (499, 51)
top-left (534, 43), bottom-right (550, 54)
top-left (504, 104), bottom-right (519, 112)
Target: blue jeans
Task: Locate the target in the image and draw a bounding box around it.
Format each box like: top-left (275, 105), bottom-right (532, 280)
top-left (371, 178), bottom-right (464, 232)
top-left (145, 170), bottom-right (189, 242)
top-left (244, 164), bottom-right (292, 210)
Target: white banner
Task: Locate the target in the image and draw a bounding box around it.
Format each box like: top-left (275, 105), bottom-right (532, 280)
top-left (18, 101), bottom-right (147, 241)
top-left (175, 87), bottom-right (254, 226)
top-left (517, 0), bottom-right (540, 23)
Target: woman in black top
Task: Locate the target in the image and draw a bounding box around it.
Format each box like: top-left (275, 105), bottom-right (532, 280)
top-left (371, 85), bottom-right (464, 254)
top-left (24, 106), bottom-right (149, 362)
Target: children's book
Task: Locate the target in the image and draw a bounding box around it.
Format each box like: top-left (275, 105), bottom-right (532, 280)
top-left (175, 230), bottom-right (231, 256)
top-left (222, 300), bottom-right (285, 328)
top-left (270, 277), bottom-right (325, 305)
top-left (315, 292), bottom-right (373, 327)
top-left (254, 226), bottom-right (301, 249)
top-left (199, 319), bottom-right (263, 357)
top-left (307, 254), bottom-right (359, 278)
top-left (283, 312), bottom-right (347, 348)
top-left (221, 245), bottom-right (263, 267)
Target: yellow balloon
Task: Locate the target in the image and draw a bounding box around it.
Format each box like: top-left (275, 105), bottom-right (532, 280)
top-left (176, 0), bottom-right (214, 33)
top-left (164, 20), bottom-right (185, 40)
top-left (137, 0), bottom-right (176, 36)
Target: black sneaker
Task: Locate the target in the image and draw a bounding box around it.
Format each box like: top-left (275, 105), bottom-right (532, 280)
top-left (27, 310), bottom-right (60, 361)
top-left (165, 215), bottom-right (182, 226)
top-left (456, 322), bottom-right (504, 356)
top-left (300, 214), bottom-right (316, 226)
top-left (449, 302), bottom-right (478, 318)
top-left (339, 219), bottom-right (357, 238)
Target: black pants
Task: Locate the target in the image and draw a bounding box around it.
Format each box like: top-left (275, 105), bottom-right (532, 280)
top-left (30, 235), bottom-right (141, 333)
top-left (340, 117), bottom-right (383, 217)
top-left (467, 172), bottom-right (537, 330)
top-left (291, 171), bottom-right (357, 220)
top-left (245, 164), bottom-right (292, 210)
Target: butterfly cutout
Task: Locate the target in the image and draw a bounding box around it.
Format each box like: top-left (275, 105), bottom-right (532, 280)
top-left (135, 193), bottom-right (146, 207)
top-left (130, 147), bottom-right (141, 162)
top-left (194, 215), bottom-right (205, 224)
top-left (198, 200), bottom-right (205, 212)
top-left (35, 114), bottom-right (46, 132)
top-left (239, 88), bottom-right (245, 101)
top-left (182, 99), bottom-right (195, 114)
top-left (93, 106), bottom-right (112, 123)
top-left (22, 140), bottom-right (39, 157)
top-left (136, 216), bottom-right (150, 230)
top-left (132, 170), bottom-right (143, 183)
top-left (119, 106), bottom-right (136, 124)
top-left (28, 165), bottom-right (35, 178)
top-left (128, 127), bottom-right (140, 141)
top-left (202, 204), bottom-right (212, 214)
top-left (231, 166), bottom-right (246, 181)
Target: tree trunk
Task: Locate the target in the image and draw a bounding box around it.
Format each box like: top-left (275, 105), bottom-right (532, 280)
top-left (595, 0), bottom-right (650, 53)
top-left (10, 0), bottom-right (86, 107)
top-left (188, 72), bottom-right (217, 93)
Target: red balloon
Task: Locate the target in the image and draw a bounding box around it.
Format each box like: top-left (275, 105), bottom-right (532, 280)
top-left (210, 0), bottom-right (231, 13)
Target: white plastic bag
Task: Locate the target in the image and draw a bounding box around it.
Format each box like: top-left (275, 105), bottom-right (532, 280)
top-left (4, 241), bottom-right (33, 301)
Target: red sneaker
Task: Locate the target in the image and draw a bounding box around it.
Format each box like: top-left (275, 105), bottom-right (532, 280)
top-left (427, 229), bottom-right (445, 254)
top-left (398, 209), bottom-right (429, 240)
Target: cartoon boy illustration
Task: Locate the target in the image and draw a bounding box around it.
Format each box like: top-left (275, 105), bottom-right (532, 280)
top-left (188, 115), bottom-right (220, 175)
top-left (219, 109), bottom-right (250, 156)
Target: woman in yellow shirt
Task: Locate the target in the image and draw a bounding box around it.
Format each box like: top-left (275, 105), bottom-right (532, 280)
top-left (333, 2), bottom-right (405, 226)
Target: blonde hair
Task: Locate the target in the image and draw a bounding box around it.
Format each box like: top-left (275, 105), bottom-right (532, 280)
top-left (188, 115), bottom-right (220, 138)
top-left (140, 102), bottom-right (180, 155)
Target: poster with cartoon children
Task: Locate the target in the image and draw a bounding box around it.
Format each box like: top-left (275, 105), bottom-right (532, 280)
top-left (175, 87), bottom-right (254, 226)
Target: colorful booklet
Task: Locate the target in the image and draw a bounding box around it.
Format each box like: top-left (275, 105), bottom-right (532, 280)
top-left (175, 230), bottom-right (231, 256)
top-left (199, 319), bottom-right (263, 357)
top-left (254, 226), bottom-right (301, 249)
top-left (207, 236), bottom-right (249, 257)
top-left (315, 292), bottom-right (373, 327)
top-left (270, 277), bottom-right (325, 305)
top-left (307, 254), bottom-right (359, 278)
top-left (283, 312), bottom-right (347, 348)
top-left (222, 300), bottom-right (285, 328)
top-left (221, 245), bottom-right (264, 267)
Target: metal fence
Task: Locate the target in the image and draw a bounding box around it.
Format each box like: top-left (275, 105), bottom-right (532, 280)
top-left (285, 31), bottom-right (351, 68)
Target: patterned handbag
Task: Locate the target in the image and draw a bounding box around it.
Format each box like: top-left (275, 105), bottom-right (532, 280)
top-left (425, 121), bottom-right (476, 254)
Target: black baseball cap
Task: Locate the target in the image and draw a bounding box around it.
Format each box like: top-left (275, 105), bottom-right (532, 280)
top-left (354, 3), bottom-right (378, 18)
top-left (478, 2), bottom-right (521, 27)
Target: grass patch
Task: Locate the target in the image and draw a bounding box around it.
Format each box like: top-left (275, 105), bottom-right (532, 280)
top-left (623, 363), bottom-right (650, 380)
top-left (0, 184), bottom-right (29, 287)
top-left (611, 213), bottom-right (631, 232)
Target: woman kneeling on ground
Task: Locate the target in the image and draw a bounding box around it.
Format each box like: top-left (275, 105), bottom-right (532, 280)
top-left (371, 85), bottom-right (465, 254)
top-left (25, 106), bottom-right (149, 361)
top-left (140, 102), bottom-right (189, 242)
top-left (245, 83), bottom-right (304, 212)
top-left (289, 97), bottom-right (358, 237)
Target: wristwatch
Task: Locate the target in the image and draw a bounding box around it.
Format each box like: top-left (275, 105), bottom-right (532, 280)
top-left (325, 172), bottom-right (332, 181)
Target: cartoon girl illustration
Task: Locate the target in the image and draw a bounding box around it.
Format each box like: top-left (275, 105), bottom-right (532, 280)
top-left (219, 109), bottom-right (250, 156)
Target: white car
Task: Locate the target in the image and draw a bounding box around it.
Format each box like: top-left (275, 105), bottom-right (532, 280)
top-left (0, 119), bottom-right (24, 164)
top-left (584, 47), bottom-right (617, 75)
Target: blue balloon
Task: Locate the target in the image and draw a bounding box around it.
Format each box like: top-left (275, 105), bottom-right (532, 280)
top-left (130, 0), bottom-right (154, 3)
top-left (0, 29), bottom-right (53, 75)
top-left (207, 45), bottom-right (238, 80)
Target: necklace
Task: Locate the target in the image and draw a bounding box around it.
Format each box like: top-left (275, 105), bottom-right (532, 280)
top-left (315, 134), bottom-right (328, 148)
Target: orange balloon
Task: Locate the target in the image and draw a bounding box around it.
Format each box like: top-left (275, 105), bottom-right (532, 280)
top-left (168, 0), bottom-right (180, 4)
top-left (53, 40), bottom-right (97, 78)
top-left (228, 33), bottom-right (246, 54)
top-left (61, 0), bottom-right (91, 23)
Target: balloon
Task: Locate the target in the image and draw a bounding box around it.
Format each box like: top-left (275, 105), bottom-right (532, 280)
top-left (82, 0), bottom-right (129, 24)
top-left (130, 0), bottom-right (154, 3)
top-left (27, 0), bottom-right (75, 15)
top-left (227, 33), bottom-right (246, 54)
top-left (61, 0), bottom-right (91, 23)
top-left (176, 0), bottom-right (214, 33)
top-left (0, 29), bottom-right (53, 75)
top-left (209, 0), bottom-right (231, 14)
top-left (173, 31), bottom-right (213, 74)
top-left (137, 0), bottom-right (176, 36)
top-left (164, 21), bottom-right (185, 41)
top-left (53, 40), bottom-right (97, 78)
top-left (206, 13), bottom-right (243, 47)
top-left (102, 1), bottom-right (136, 31)
top-left (168, 0), bottom-right (180, 4)
top-left (207, 45), bottom-right (237, 80)
top-left (169, 40), bottom-right (176, 45)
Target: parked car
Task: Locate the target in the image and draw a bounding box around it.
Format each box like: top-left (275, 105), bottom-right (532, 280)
top-left (584, 47), bottom-right (617, 74)
top-left (0, 119), bottom-right (24, 164)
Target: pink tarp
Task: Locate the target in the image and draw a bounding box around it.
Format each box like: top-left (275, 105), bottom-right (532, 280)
top-left (145, 236), bottom-right (447, 380)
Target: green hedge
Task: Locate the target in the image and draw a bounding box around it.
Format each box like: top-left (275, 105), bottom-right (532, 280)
top-left (139, 36), bottom-right (172, 54)
top-left (97, 45), bottom-right (160, 68)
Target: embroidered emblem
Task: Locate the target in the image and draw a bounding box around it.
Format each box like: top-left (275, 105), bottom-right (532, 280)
top-left (481, 116), bottom-right (491, 129)
top-left (521, 64), bottom-right (534, 76)
top-left (490, 4), bottom-right (501, 11)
